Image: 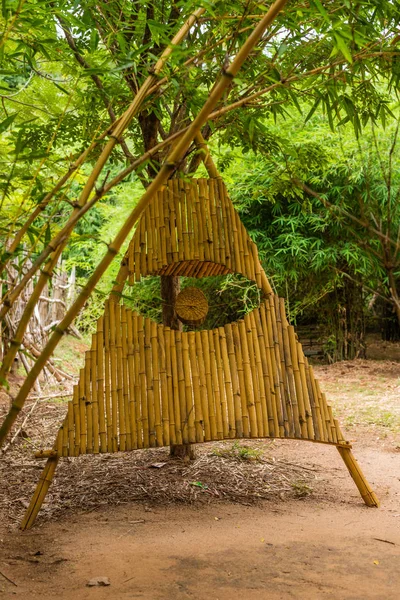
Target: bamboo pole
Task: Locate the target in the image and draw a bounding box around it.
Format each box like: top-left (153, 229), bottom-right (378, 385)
top-left (90, 333), bottom-right (99, 453)
top-left (20, 453), bottom-right (60, 530)
top-left (182, 332), bottom-right (196, 443)
top-left (144, 318), bottom-right (155, 447)
top-left (134, 313), bottom-right (143, 448)
top-left (165, 328), bottom-right (178, 445)
top-left (78, 368), bottom-right (86, 454)
top-left (231, 322), bottom-right (249, 437)
top-left (218, 327), bottom-right (236, 438)
top-left (213, 328), bottom-right (229, 438)
top-left (138, 316), bottom-right (149, 447)
top-left (247, 312), bottom-right (267, 437)
top-left (96, 316), bottom-right (106, 452)
top-left (158, 324), bottom-right (170, 446)
top-left (72, 385), bottom-right (80, 457)
top-left (170, 329), bottom-right (183, 444)
top-left (109, 301), bottom-right (118, 451)
top-left (208, 329), bottom-right (224, 440)
top-left (176, 331), bottom-right (189, 444)
top-left (0, 0), bottom-right (288, 446)
top-left (238, 320), bottom-right (257, 437)
top-left (121, 306), bottom-right (131, 450)
top-left (275, 296), bottom-right (292, 434)
top-left (308, 363), bottom-right (324, 441)
top-left (279, 299), bottom-right (298, 438)
top-left (336, 445), bottom-right (380, 507)
top-left (126, 309), bottom-right (137, 449)
top-left (259, 302), bottom-right (283, 436)
top-left (297, 342), bottom-right (315, 440)
top-left (268, 296), bottom-right (288, 435)
top-left (195, 330), bottom-right (211, 441)
top-left (104, 301), bottom-right (112, 451)
top-left (151, 320), bottom-right (163, 446)
top-left (253, 305), bottom-right (275, 436)
top-left (225, 324), bottom-right (243, 437)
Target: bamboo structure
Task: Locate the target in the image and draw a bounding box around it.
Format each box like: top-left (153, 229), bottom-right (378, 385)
top-left (21, 177), bottom-right (379, 529)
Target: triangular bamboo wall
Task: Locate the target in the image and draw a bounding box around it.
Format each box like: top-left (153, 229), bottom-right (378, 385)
top-left (23, 178), bottom-right (379, 529)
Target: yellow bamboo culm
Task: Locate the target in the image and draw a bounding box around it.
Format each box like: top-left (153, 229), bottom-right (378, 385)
top-left (336, 445), bottom-right (380, 507)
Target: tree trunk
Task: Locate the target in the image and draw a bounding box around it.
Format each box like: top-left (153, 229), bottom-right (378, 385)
top-left (327, 277), bottom-right (366, 361)
top-left (161, 275), bottom-right (195, 460)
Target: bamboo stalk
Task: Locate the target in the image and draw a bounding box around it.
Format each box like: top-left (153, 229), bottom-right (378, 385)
top-left (175, 331), bottom-right (189, 444)
top-left (259, 302), bottom-right (283, 436)
top-left (134, 314), bottom-right (143, 448)
top-left (0, 0), bottom-right (288, 446)
top-left (238, 320), bottom-right (257, 437)
top-left (274, 296), bottom-right (292, 434)
top-left (109, 301), bottom-right (118, 451)
top-left (170, 329), bottom-right (183, 444)
top-left (158, 324), bottom-right (170, 446)
top-left (218, 327), bottom-right (235, 438)
top-left (20, 454), bottom-right (60, 530)
top-left (67, 398), bottom-right (74, 456)
top-left (336, 445), bottom-right (380, 507)
top-left (187, 331), bottom-right (203, 442)
top-left (218, 179), bottom-right (231, 270)
top-left (208, 329), bottom-right (224, 440)
top-left (104, 302), bottom-right (112, 451)
top-left (164, 328), bottom-right (177, 444)
top-left (225, 324), bottom-right (243, 437)
top-left (72, 384), bottom-right (80, 457)
top-left (96, 316), bottom-right (107, 452)
top-left (279, 299), bottom-right (298, 437)
top-left (297, 342), bottom-right (315, 440)
top-left (115, 304), bottom-right (126, 451)
top-left (90, 333), bottom-right (99, 453)
top-left (231, 322), bottom-right (249, 437)
top-left (209, 179), bottom-right (220, 264)
top-left (303, 357), bottom-right (320, 441)
top-left (253, 305), bottom-right (275, 436)
top-left (121, 306), bottom-right (131, 450)
top-left (182, 332), bottom-right (196, 443)
top-left (126, 309), bottom-right (137, 449)
top-left (268, 296), bottom-right (288, 435)
top-left (247, 312), bottom-right (267, 437)
top-left (79, 368), bottom-right (86, 454)
top-left (213, 328), bottom-right (229, 438)
top-left (195, 330), bottom-right (211, 441)
top-left (314, 378), bottom-right (329, 442)
top-left (144, 317), bottom-right (155, 447)
top-left (193, 179), bottom-right (205, 261)
top-left (151, 320), bottom-right (163, 446)
top-left (287, 325), bottom-right (307, 438)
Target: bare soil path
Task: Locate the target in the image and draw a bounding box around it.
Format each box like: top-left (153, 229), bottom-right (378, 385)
top-left (1, 360), bottom-right (399, 599)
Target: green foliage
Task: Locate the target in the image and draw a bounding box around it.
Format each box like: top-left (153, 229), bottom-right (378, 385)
top-left (1, 0), bottom-right (400, 357)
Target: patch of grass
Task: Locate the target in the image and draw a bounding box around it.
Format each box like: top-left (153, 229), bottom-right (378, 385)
top-left (290, 482), bottom-right (313, 498)
top-left (213, 442), bottom-right (263, 461)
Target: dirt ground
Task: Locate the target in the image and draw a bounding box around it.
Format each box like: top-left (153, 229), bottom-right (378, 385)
top-left (1, 358), bottom-right (399, 599)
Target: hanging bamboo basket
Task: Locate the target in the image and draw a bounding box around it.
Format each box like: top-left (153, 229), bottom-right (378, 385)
top-left (175, 286), bottom-right (208, 326)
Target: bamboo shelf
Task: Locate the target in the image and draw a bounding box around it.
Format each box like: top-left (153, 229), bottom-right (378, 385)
top-left (21, 178), bottom-right (379, 530)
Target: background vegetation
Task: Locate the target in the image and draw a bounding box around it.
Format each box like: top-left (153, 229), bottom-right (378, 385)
top-left (1, 0), bottom-right (400, 364)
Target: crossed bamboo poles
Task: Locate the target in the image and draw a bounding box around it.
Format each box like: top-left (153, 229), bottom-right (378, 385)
top-left (0, 0), bottom-right (290, 446)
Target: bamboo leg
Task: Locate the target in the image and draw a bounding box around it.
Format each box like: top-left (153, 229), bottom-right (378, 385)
top-left (21, 456), bottom-right (59, 530)
top-left (336, 445), bottom-right (380, 507)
